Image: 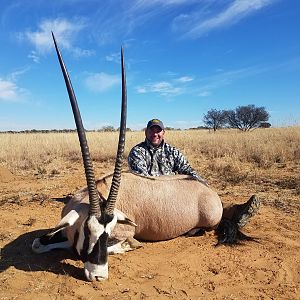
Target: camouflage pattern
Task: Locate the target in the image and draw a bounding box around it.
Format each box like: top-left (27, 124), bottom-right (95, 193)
top-left (128, 139), bottom-right (207, 185)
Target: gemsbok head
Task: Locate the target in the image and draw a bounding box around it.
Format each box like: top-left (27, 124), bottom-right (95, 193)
top-left (51, 32), bottom-right (127, 281)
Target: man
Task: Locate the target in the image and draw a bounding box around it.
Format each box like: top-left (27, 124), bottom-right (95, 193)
top-left (128, 118), bottom-right (207, 184)
top-left (128, 118), bottom-right (260, 231)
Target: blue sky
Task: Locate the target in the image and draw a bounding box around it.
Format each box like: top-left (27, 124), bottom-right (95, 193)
top-left (0, 0), bottom-right (299, 131)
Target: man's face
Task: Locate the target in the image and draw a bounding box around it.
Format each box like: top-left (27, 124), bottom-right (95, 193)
top-left (145, 125), bottom-right (165, 147)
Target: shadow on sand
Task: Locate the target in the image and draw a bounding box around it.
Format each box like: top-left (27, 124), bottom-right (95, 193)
top-left (0, 229), bottom-right (84, 280)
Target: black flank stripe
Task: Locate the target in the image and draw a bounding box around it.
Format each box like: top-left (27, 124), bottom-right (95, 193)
top-left (81, 220), bottom-right (91, 262)
top-left (73, 230), bottom-right (79, 254)
top-left (39, 230), bottom-right (68, 245)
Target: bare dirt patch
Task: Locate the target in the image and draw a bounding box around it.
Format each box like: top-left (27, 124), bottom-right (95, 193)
top-left (0, 160), bottom-right (299, 299)
top-left (0, 166), bottom-right (14, 183)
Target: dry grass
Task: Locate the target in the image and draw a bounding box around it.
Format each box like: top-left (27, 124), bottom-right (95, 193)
top-left (0, 127), bottom-right (300, 200)
top-left (0, 127), bottom-right (299, 173)
top-left (0, 127), bottom-right (299, 214)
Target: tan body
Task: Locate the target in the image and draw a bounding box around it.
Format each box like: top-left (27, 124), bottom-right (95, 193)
top-left (63, 172), bottom-right (223, 242)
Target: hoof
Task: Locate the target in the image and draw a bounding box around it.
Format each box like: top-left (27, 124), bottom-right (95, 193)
top-left (233, 195), bottom-right (261, 228)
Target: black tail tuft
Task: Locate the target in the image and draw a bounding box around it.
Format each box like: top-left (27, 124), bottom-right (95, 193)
top-left (215, 218), bottom-right (257, 246)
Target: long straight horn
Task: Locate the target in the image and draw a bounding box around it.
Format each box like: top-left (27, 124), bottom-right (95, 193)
top-left (105, 47), bottom-right (127, 216)
top-left (51, 32), bottom-right (101, 217)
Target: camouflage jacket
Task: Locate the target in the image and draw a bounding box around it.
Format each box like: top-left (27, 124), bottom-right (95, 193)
top-left (128, 139), bottom-right (207, 185)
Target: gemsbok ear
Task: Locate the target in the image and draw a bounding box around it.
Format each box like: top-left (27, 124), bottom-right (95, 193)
top-left (48, 209), bottom-right (80, 236)
top-left (114, 208), bottom-right (137, 227)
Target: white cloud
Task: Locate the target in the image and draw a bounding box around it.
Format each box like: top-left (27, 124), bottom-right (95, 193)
top-left (28, 51), bottom-right (40, 63)
top-left (81, 0), bottom-right (277, 50)
top-left (192, 62), bottom-right (286, 97)
top-left (22, 18), bottom-right (93, 58)
top-left (12, 0), bottom-right (278, 53)
top-left (84, 72), bottom-right (119, 92)
top-left (198, 91), bottom-right (211, 97)
top-left (72, 47), bottom-right (95, 58)
top-left (0, 78), bottom-right (26, 102)
top-left (163, 71), bottom-right (178, 77)
top-left (106, 53), bottom-right (120, 64)
top-left (0, 79), bottom-right (17, 100)
top-left (136, 87), bottom-right (147, 94)
top-left (173, 0), bottom-right (276, 38)
top-left (90, 0), bottom-right (198, 45)
top-left (136, 72), bottom-right (196, 97)
top-left (176, 76), bottom-right (194, 83)
top-left (136, 81), bottom-right (182, 96)
top-left (7, 67), bottom-right (30, 82)
top-left (0, 67), bottom-right (30, 102)
top-left (136, 60), bottom-right (286, 99)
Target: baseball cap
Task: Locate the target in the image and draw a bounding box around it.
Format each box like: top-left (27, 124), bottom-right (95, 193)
top-left (146, 119), bottom-right (165, 130)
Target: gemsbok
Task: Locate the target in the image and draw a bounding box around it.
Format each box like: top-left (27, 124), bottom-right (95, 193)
top-left (32, 33), bottom-right (241, 281)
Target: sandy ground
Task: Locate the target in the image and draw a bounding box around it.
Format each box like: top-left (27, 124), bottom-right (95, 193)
top-left (0, 164), bottom-right (299, 300)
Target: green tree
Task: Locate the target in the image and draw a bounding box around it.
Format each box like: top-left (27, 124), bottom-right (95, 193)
top-left (226, 105), bottom-right (269, 131)
top-left (99, 125), bottom-right (115, 132)
top-left (203, 109), bottom-right (227, 132)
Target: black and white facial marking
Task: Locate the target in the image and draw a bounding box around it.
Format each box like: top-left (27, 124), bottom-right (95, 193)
top-left (75, 213), bottom-right (118, 281)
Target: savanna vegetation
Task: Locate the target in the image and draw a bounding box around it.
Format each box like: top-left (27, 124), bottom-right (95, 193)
top-left (0, 127), bottom-right (299, 202)
top-left (203, 105), bottom-right (270, 131)
top-left (0, 126), bottom-right (299, 299)
top-left (0, 127), bottom-right (298, 171)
